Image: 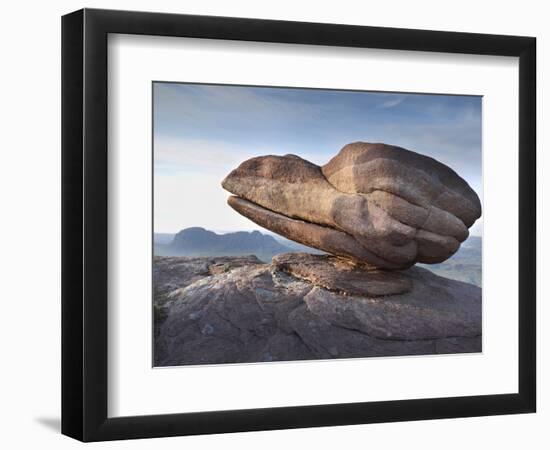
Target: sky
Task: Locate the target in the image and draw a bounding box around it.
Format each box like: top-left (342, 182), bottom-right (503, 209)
top-left (154, 82), bottom-right (482, 236)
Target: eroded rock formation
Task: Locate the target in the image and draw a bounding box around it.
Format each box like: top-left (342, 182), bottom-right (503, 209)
top-left (153, 143), bottom-right (483, 365)
top-left (154, 255), bottom-right (481, 366)
top-left (222, 142), bottom-right (482, 270)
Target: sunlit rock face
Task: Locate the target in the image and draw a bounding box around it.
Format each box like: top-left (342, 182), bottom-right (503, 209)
top-left (222, 142), bottom-right (481, 270)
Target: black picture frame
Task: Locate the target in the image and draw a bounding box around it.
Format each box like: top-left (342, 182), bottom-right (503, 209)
top-left (61, 8), bottom-right (536, 442)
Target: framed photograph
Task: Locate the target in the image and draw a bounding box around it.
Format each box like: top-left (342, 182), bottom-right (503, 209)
top-left (61, 8), bottom-right (536, 441)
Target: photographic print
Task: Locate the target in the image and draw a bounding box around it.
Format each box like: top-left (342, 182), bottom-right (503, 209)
top-left (152, 82), bottom-right (482, 367)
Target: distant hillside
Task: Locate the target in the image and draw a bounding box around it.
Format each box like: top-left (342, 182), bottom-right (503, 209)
top-left (155, 227), bottom-right (290, 262)
top-left (420, 236), bottom-right (481, 287)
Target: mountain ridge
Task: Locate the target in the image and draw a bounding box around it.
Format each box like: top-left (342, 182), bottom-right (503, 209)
top-left (155, 227), bottom-right (290, 262)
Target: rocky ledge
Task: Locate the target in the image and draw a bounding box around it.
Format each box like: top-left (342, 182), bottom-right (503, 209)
top-left (154, 253), bottom-right (481, 366)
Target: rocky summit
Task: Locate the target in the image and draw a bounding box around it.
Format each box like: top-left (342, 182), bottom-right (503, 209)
top-left (222, 142), bottom-right (482, 270)
top-left (154, 254), bottom-right (481, 366)
top-left (154, 142), bottom-right (482, 366)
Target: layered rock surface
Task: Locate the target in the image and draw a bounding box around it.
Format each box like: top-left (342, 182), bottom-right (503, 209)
top-left (154, 254), bottom-right (481, 366)
top-left (272, 253), bottom-right (412, 297)
top-left (222, 142), bottom-right (482, 269)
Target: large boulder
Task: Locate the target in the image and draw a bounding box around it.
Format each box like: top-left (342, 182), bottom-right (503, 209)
top-left (222, 142), bottom-right (482, 269)
top-left (154, 254), bottom-right (481, 366)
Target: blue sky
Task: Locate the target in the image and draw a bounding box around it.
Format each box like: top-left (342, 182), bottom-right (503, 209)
top-left (154, 82), bottom-right (482, 235)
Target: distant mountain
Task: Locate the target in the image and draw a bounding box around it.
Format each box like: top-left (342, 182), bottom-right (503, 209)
top-left (155, 227), bottom-right (291, 262)
top-left (420, 236), bottom-right (481, 287)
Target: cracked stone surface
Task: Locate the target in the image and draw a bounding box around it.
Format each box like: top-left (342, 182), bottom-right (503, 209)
top-left (154, 255), bottom-right (481, 366)
top-left (222, 142), bottom-right (482, 269)
top-left (153, 255), bottom-right (263, 302)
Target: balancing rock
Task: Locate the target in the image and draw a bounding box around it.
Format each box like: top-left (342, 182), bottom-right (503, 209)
top-left (222, 142), bottom-right (481, 270)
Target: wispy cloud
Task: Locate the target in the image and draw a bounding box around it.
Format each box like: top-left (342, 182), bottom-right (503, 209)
top-left (377, 96), bottom-right (406, 109)
top-left (154, 137), bottom-right (255, 173)
top-left (153, 135), bottom-right (327, 175)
